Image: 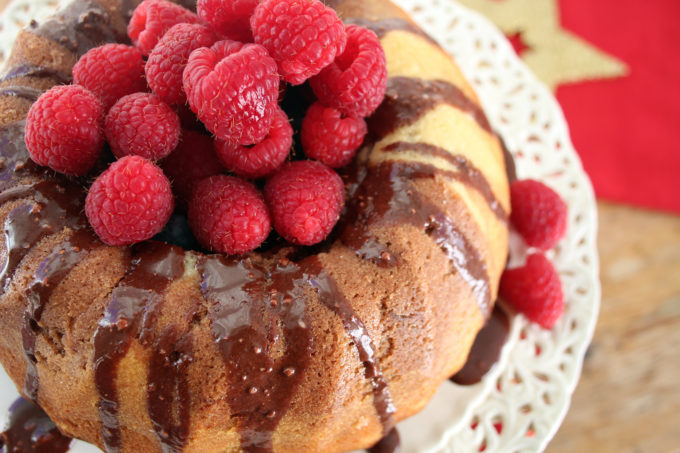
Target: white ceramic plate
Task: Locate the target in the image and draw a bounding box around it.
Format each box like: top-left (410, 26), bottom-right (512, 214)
top-left (0, 0), bottom-right (600, 451)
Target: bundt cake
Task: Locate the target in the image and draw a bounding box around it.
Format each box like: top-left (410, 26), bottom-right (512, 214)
top-left (0, 0), bottom-right (511, 451)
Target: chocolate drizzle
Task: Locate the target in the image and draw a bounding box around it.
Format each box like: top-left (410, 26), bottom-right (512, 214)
top-left (93, 244), bottom-right (185, 453)
top-left (451, 305), bottom-right (510, 385)
top-left (1, 65), bottom-right (72, 85)
top-left (346, 17), bottom-right (437, 44)
top-left (0, 398), bottom-right (72, 453)
top-left (29, 0), bottom-right (116, 56)
top-left (341, 161), bottom-right (491, 316)
top-left (368, 428), bottom-right (401, 453)
top-left (0, 180), bottom-right (87, 297)
top-left (0, 86), bottom-right (43, 103)
top-left (22, 230), bottom-right (98, 401)
top-left (198, 254), bottom-right (395, 451)
top-left (0, 122), bottom-right (46, 192)
top-left (368, 77), bottom-right (492, 140)
top-left (382, 141), bottom-right (507, 221)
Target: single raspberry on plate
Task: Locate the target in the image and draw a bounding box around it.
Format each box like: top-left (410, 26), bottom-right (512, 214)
top-left (500, 253), bottom-right (564, 329)
top-left (161, 129), bottom-right (225, 207)
top-left (251, 0), bottom-right (347, 85)
top-left (105, 92), bottom-right (180, 161)
top-left (188, 175), bottom-right (271, 254)
top-left (86, 156), bottom-right (174, 246)
top-left (510, 179), bottom-right (568, 250)
top-left (264, 160), bottom-right (345, 245)
top-left (146, 23), bottom-right (217, 105)
top-left (310, 24), bottom-right (387, 117)
top-left (25, 85), bottom-right (104, 176)
top-left (128, 0), bottom-right (200, 55)
top-left (73, 44), bottom-right (147, 110)
top-left (197, 0), bottom-right (258, 42)
top-left (301, 101), bottom-right (367, 168)
top-left (183, 40), bottom-right (279, 144)
top-left (216, 106), bottom-right (292, 179)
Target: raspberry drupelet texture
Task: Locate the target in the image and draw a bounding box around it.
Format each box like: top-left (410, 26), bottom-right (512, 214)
top-left (216, 106), bottom-right (293, 179)
top-left (128, 0), bottom-right (201, 55)
top-left (146, 23), bottom-right (218, 105)
top-left (73, 44), bottom-right (147, 111)
top-left (161, 129), bottom-right (225, 208)
top-left (301, 101), bottom-right (367, 168)
top-left (105, 92), bottom-right (181, 161)
top-left (197, 0), bottom-right (259, 42)
top-left (86, 156), bottom-right (174, 246)
top-left (189, 175), bottom-right (271, 254)
top-left (510, 179), bottom-right (568, 250)
top-left (310, 24), bottom-right (387, 117)
top-left (264, 160), bottom-right (345, 245)
top-left (251, 0), bottom-right (347, 85)
top-left (183, 40), bottom-right (279, 144)
top-left (25, 85), bottom-right (104, 176)
top-left (500, 253), bottom-right (565, 329)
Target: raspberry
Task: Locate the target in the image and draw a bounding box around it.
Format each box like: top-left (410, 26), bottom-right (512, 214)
top-left (216, 106), bottom-right (292, 179)
top-left (145, 23), bottom-right (217, 105)
top-left (86, 156), bottom-right (174, 246)
top-left (251, 0), bottom-right (347, 85)
top-left (510, 179), bottom-right (568, 250)
top-left (128, 0), bottom-right (200, 56)
top-left (25, 85), bottom-right (104, 176)
top-left (183, 40), bottom-right (279, 144)
top-left (499, 253), bottom-right (565, 329)
top-left (161, 129), bottom-right (225, 207)
top-left (264, 160), bottom-right (345, 245)
top-left (189, 175), bottom-right (271, 254)
top-left (105, 93), bottom-right (181, 161)
top-left (310, 24), bottom-right (387, 117)
top-left (73, 44), bottom-right (147, 111)
top-left (301, 102), bottom-right (367, 168)
top-left (197, 0), bottom-right (258, 42)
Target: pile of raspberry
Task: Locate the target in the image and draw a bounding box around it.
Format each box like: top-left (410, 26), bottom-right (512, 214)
top-left (500, 179), bottom-right (569, 329)
top-left (24, 0), bottom-right (387, 255)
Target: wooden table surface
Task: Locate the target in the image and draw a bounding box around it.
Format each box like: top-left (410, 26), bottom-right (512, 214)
top-left (1, 0), bottom-right (679, 451)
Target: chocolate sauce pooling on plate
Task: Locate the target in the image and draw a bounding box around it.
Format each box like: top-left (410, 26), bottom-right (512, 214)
top-left (368, 428), bottom-right (401, 453)
top-left (0, 398), bottom-right (72, 453)
top-left (451, 305), bottom-right (510, 385)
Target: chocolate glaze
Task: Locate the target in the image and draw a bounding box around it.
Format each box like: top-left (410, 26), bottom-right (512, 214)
top-left (368, 428), bottom-right (400, 453)
top-left (146, 327), bottom-right (193, 453)
top-left (346, 17), bottom-right (437, 45)
top-left (93, 244), bottom-right (185, 453)
top-left (29, 0), bottom-right (116, 56)
top-left (0, 122), bottom-right (47, 192)
top-left (22, 230), bottom-right (98, 401)
top-left (198, 254), bottom-right (395, 451)
top-left (498, 136), bottom-right (517, 184)
top-left (368, 77), bottom-right (492, 140)
top-left (382, 141), bottom-right (507, 221)
top-left (0, 180), bottom-right (87, 297)
top-left (0, 398), bottom-right (72, 453)
top-left (341, 161), bottom-right (491, 317)
top-left (451, 305), bottom-right (510, 385)
top-left (1, 65), bottom-right (72, 85)
top-left (0, 86), bottom-right (43, 103)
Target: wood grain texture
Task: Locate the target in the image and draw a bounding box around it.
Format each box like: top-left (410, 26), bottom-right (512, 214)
top-left (0, 0), bottom-right (678, 451)
top-left (549, 202), bottom-right (680, 453)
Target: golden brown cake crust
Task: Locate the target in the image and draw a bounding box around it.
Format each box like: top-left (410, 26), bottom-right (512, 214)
top-left (0, 0), bottom-right (510, 452)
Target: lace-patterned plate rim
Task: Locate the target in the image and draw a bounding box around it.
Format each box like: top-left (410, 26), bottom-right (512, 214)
top-left (0, 1), bottom-right (600, 452)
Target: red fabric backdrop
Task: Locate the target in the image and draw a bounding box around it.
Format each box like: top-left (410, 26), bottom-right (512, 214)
top-left (556, 0), bottom-right (680, 213)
